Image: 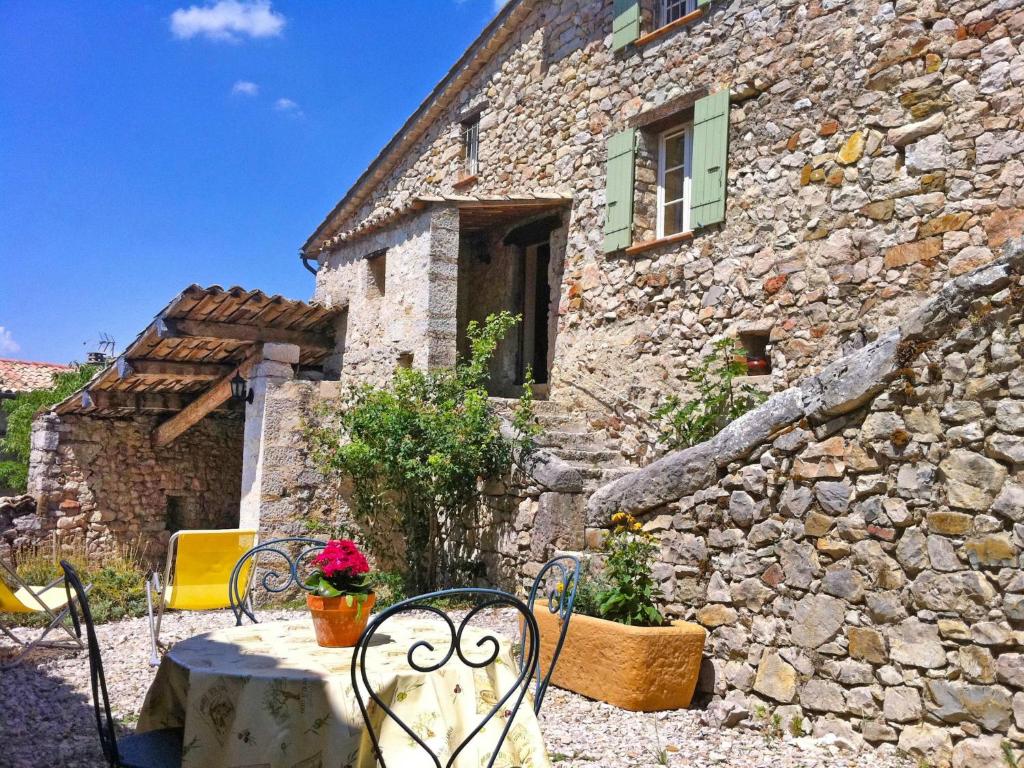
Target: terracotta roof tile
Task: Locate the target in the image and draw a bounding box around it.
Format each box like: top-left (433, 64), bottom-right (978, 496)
top-left (0, 358), bottom-right (74, 395)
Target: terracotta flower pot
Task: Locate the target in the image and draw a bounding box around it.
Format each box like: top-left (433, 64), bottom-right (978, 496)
top-left (306, 592), bottom-right (376, 648)
top-left (534, 609), bottom-right (706, 711)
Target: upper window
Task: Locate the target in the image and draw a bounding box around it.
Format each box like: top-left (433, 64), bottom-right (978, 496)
top-left (657, 126), bottom-right (693, 238)
top-left (461, 115), bottom-right (480, 176)
top-left (659, 0), bottom-right (698, 26)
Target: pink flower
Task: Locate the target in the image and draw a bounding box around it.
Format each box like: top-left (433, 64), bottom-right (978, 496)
top-left (314, 539), bottom-right (370, 578)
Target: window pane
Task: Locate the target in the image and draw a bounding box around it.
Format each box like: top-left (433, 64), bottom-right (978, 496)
top-left (664, 166), bottom-right (685, 202)
top-left (662, 0), bottom-right (688, 24)
top-left (664, 132), bottom-right (686, 170)
top-left (663, 201), bottom-right (685, 236)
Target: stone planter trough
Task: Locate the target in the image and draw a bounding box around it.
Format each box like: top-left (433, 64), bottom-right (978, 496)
top-left (535, 609), bottom-right (706, 711)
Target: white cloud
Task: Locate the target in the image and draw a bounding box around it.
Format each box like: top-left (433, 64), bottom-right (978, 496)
top-left (0, 327), bottom-right (20, 355)
top-left (273, 97), bottom-right (303, 116)
top-left (170, 0), bottom-right (285, 43)
top-left (231, 80), bottom-right (260, 96)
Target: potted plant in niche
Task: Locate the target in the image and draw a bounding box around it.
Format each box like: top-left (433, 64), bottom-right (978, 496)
top-left (304, 539), bottom-right (375, 648)
top-left (534, 512), bottom-right (707, 711)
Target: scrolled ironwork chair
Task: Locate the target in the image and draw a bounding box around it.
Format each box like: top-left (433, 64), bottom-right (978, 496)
top-left (228, 537), bottom-right (327, 624)
top-left (350, 587), bottom-right (540, 768)
top-left (60, 561), bottom-right (184, 768)
top-left (521, 554), bottom-right (581, 713)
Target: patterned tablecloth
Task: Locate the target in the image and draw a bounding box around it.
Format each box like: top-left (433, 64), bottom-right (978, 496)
top-left (138, 618), bottom-right (551, 768)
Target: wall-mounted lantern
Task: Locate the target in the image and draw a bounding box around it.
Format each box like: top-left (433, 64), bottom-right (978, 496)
top-left (230, 372), bottom-right (255, 404)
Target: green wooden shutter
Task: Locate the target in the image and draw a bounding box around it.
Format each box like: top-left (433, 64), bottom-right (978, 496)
top-left (612, 0), bottom-right (640, 52)
top-left (603, 129), bottom-right (636, 253)
top-left (690, 90), bottom-right (730, 229)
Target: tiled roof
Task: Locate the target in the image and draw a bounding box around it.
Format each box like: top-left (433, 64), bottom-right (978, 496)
top-left (0, 358), bottom-right (74, 396)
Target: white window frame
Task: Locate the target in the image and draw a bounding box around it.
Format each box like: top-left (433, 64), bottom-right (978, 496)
top-left (462, 116), bottom-right (480, 176)
top-left (656, 125), bottom-right (693, 239)
top-left (659, 0), bottom-right (699, 27)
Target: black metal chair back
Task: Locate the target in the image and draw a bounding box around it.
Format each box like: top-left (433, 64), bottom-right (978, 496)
top-left (228, 537), bottom-right (326, 624)
top-left (351, 588), bottom-right (539, 768)
top-left (61, 560), bottom-right (120, 768)
top-left (522, 555), bottom-right (580, 713)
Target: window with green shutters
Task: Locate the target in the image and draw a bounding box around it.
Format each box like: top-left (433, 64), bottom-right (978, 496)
top-left (612, 0), bottom-right (640, 52)
top-left (603, 129), bottom-right (636, 253)
top-left (689, 90), bottom-right (730, 229)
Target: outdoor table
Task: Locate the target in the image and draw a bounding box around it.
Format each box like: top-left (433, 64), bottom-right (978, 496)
top-left (137, 617), bottom-right (551, 768)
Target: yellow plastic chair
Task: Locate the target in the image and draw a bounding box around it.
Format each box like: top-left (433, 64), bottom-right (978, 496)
top-left (0, 558), bottom-right (86, 663)
top-left (146, 529), bottom-right (257, 665)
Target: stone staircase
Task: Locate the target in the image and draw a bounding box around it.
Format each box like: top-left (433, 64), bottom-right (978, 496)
top-left (491, 398), bottom-right (637, 494)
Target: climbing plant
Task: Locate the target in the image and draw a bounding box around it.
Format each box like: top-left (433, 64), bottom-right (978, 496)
top-left (654, 337), bottom-right (767, 450)
top-left (0, 364), bottom-right (99, 493)
top-left (309, 312), bottom-right (534, 593)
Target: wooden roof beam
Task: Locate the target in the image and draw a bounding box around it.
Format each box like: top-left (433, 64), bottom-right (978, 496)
top-left (116, 357), bottom-right (233, 382)
top-left (80, 390), bottom-right (192, 412)
top-left (156, 318), bottom-right (333, 351)
top-left (151, 357), bottom-right (256, 449)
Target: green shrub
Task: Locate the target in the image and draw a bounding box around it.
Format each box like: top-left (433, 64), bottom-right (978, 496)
top-left (654, 338), bottom-right (766, 450)
top-left (595, 512), bottom-right (664, 627)
top-left (0, 364), bottom-right (99, 492)
top-left (309, 312), bottom-right (533, 594)
top-left (1, 544), bottom-right (148, 627)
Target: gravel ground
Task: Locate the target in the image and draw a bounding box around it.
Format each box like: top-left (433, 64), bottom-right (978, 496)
top-left (0, 609), bottom-right (912, 768)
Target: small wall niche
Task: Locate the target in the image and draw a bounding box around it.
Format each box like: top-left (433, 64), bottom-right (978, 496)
top-left (738, 331), bottom-right (771, 376)
top-left (397, 352), bottom-right (414, 369)
top-left (366, 250), bottom-right (387, 297)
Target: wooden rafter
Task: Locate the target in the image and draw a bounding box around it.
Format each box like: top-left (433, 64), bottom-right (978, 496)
top-left (116, 358), bottom-right (233, 382)
top-left (151, 355), bottom-right (257, 449)
top-left (80, 391), bottom-right (192, 412)
top-left (156, 318), bottom-right (333, 351)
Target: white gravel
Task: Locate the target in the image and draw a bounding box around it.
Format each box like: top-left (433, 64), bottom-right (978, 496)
top-left (0, 609), bottom-right (912, 768)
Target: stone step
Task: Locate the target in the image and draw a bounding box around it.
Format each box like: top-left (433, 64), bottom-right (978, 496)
top-left (544, 446), bottom-right (629, 467)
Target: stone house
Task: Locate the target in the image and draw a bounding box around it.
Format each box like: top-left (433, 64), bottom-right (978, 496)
top-left (0, 358), bottom-right (73, 496)
top-left (16, 0), bottom-right (1024, 761)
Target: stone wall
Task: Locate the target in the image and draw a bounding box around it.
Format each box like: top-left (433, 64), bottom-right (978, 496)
top-left (310, 0), bottom-right (1024, 466)
top-left (23, 412), bottom-right (244, 559)
top-left (568, 244), bottom-right (1024, 766)
top-left (314, 207), bottom-right (461, 384)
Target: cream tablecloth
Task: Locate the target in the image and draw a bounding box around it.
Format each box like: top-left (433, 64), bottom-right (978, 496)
top-left (138, 618), bottom-right (551, 768)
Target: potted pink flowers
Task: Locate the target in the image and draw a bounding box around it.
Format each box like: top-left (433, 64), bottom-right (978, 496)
top-left (303, 539), bottom-right (375, 647)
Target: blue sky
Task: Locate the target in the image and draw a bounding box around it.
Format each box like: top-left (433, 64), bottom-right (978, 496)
top-left (0, 0), bottom-right (504, 364)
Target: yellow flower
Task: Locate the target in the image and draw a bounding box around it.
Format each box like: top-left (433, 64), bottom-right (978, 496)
top-left (611, 512), bottom-right (626, 523)
top-left (632, 522), bottom-right (642, 532)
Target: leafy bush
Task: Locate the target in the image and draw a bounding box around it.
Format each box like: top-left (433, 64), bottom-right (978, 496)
top-left (654, 338), bottom-right (766, 450)
top-left (0, 364), bottom-right (99, 492)
top-left (594, 512), bottom-right (665, 627)
top-left (310, 312), bottom-right (533, 594)
top-left (1, 544), bottom-right (148, 627)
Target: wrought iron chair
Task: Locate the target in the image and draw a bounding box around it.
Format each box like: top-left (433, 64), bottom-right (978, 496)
top-left (350, 588), bottom-right (539, 768)
top-left (228, 537), bottom-right (327, 625)
top-left (60, 561), bottom-right (184, 768)
top-left (521, 555), bottom-right (581, 713)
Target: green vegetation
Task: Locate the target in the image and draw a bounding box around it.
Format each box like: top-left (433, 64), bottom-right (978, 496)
top-left (310, 312), bottom-right (533, 594)
top-left (575, 512), bottom-right (664, 628)
top-left (1, 543), bottom-right (148, 627)
top-left (0, 364), bottom-right (99, 492)
top-left (654, 338), bottom-right (766, 450)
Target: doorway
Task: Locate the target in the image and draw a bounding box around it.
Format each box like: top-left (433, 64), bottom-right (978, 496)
top-left (521, 241), bottom-right (551, 393)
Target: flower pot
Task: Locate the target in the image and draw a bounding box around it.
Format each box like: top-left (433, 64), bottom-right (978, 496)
top-left (534, 609), bottom-right (706, 711)
top-left (306, 592), bottom-right (376, 648)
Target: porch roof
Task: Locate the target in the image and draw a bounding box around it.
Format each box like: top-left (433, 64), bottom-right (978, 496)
top-left (323, 192), bottom-right (573, 247)
top-left (56, 285), bottom-right (340, 418)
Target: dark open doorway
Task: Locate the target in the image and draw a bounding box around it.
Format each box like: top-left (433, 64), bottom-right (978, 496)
top-left (521, 241), bottom-right (551, 389)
